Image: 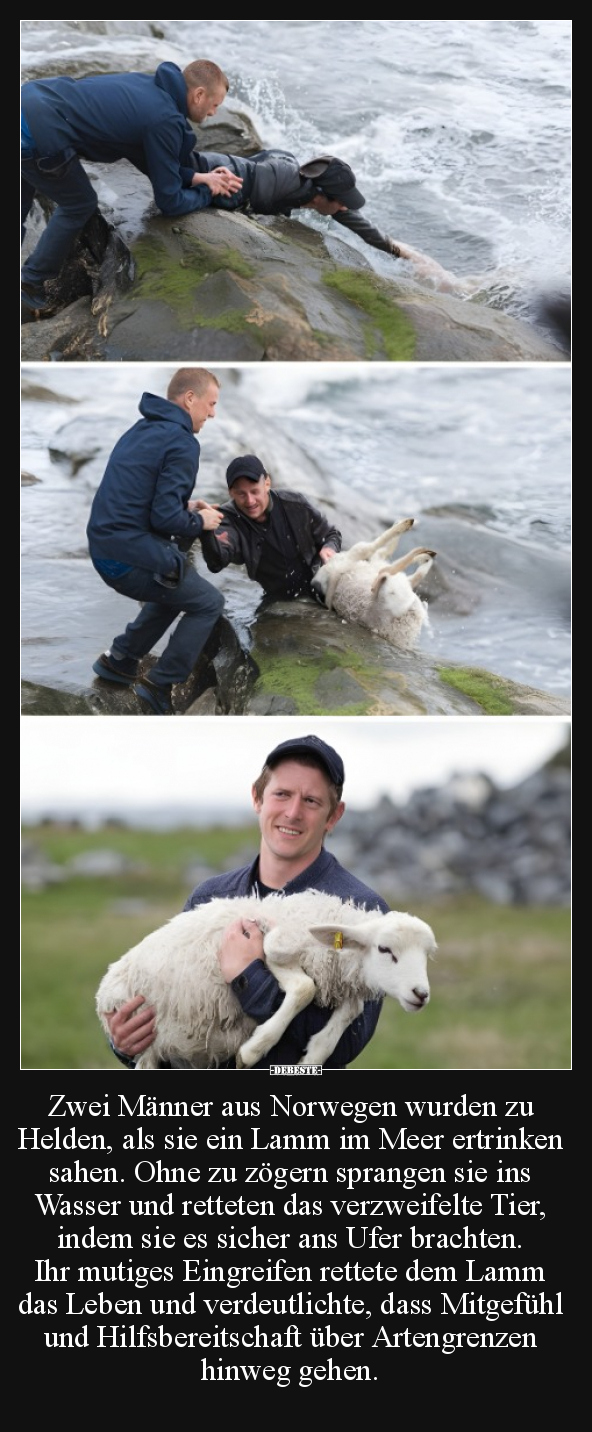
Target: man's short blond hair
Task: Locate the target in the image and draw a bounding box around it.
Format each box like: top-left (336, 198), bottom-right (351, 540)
top-left (166, 368), bottom-right (220, 403)
top-left (183, 60), bottom-right (229, 94)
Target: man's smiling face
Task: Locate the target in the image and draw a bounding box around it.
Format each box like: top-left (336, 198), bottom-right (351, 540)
top-left (252, 759), bottom-right (344, 870)
top-left (229, 474), bottom-right (272, 522)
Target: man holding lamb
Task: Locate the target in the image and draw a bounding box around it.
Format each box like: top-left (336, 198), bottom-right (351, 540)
top-left (105, 734), bottom-right (389, 1069)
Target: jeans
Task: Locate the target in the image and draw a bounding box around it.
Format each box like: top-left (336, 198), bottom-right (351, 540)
top-left (94, 561), bottom-right (225, 688)
top-left (21, 150), bottom-right (98, 287)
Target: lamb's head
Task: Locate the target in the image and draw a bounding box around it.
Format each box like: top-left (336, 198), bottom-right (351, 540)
top-left (309, 910), bottom-right (436, 1013)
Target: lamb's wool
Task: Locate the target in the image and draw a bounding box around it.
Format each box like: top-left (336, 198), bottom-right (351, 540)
top-left (312, 521), bottom-right (434, 652)
top-left (96, 889), bottom-right (436, 1070)
top-left (325, 559), bottom-right (428, 649)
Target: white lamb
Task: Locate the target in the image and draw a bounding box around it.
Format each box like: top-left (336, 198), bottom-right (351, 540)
top-left (311, 518), bottom-right (436, 651)
top-left (96, 889), bottom-right (436, 1069)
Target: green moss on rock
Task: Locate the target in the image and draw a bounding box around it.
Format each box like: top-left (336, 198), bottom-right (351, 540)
top-left (132, 236), bottom-right (256, 330)
top-left (323, 269), bottom-right (417, 360)
top-left (249, 646), bottom-right (384, 715)
top-left (437, 667), bottom-right (516, 714)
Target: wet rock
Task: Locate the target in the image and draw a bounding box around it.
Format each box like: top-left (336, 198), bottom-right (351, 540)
top-left (21, 527), bottom-right (571, 722)
top-left (185, 688), bottom-right (222, 716)
top-left (21, 681), bottom-right (107, 716)
top-left (21, 378), bottom-right (79, 404)
top-left (48, 209), bottom-right (135, 310)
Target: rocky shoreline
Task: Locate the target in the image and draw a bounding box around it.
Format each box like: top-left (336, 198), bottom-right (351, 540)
top-left (21, 608), bottom-right (570, 719)
top-left (21, 104), bottom-right (567, 366)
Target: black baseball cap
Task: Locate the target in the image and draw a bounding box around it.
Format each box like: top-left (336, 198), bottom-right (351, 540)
top-left (226, 454), bottom-right (267, 488)
top-left (266, 735), bottom-right (345, 789)
top-left (300, 155), bottom-right (365, 210)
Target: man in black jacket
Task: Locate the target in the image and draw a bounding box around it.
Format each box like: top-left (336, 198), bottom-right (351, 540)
top-left (199, 454), bottom-right (342, 601)
top-left (191, 149), bottom-right (403, 257)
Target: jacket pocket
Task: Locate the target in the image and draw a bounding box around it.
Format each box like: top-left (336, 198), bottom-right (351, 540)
top-left (36, 146), bottom-right (77, 176)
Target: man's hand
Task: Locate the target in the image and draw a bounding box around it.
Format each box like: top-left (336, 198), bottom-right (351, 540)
top-left (319, 546), bottom-right (338, 564)
top-left (218, 918), bottom-right (265, 983)
top-left (106, 996), bottom-right (156, 1060)
top-left (191, 167), bottom-right (243, 197)
top-left (389, 239), bottom-right (404, 258)
top-left (187, 500), bottom-right (225, 530)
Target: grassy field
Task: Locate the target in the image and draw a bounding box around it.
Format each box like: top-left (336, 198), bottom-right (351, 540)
top-left (21, 822), bottom-right (571, 1071)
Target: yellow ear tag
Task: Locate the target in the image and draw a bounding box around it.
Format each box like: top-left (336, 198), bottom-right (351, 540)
top-left (334, 931), bottom-right (343, 950)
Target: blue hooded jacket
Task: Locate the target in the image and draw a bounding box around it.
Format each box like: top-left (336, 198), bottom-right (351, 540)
top-left (21, 62), bottom-right (212, 216)
top-left (86, 392), bottom-right (207, 578)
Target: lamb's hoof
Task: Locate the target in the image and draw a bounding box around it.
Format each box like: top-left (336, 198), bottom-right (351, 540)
top-left (236, 1042), bottom-right (260, 1069)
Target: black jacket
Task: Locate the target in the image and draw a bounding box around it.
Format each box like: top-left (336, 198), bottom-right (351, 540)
top-left (199, 487), bottom-right (342, 592)
top-left (193, 148), bottom-right (399, 255)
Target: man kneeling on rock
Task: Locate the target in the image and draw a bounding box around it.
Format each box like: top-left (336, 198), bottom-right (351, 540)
top-left (199, 454), bottom-right (341, 602)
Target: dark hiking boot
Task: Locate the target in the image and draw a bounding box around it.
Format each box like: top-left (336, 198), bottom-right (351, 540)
top-left (92, 650), bottom-right (140, 685)
top-left (21, 282), bottom-right (55, 321)
top-left (134, 678), bottom-right (174, 716)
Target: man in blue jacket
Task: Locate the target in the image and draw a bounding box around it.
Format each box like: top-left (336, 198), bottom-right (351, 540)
top-left (21, 58), bottom-right (242, 315)
top-left (87, 366), bottom-right (226, 716)
top-left (104, 734), bottom-right (388, 1068)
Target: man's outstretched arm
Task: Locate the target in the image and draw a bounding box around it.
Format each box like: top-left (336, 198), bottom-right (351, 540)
top-left (332, 208), bottom-right (401, 255)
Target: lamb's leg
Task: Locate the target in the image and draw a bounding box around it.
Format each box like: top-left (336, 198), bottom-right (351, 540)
top-left (134, 1048), bottom-right (161, 1071)
top-left (406, 553), bottom-right (436, 590)
top-left (237, 962), bottom-right (316, 1068)
top-left (334, 518), bottom-right (415, 569)
top-left (370, 547), bottom-right (436, 596)
top-left (299, 997), bottom-right (364, 1066)
top-left (393, 242), bottom-right (476, 294)
top-left (322, 520), bottom-right (416, 611)
top-left (350, 518), bottom-right (415, 563)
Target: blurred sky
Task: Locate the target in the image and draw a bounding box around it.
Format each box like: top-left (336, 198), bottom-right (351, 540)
top-left (21, 715), bottom-right (570, 822)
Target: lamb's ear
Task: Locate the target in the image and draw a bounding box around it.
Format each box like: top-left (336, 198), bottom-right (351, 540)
top-left (309, 923), bottom-right (370, 951)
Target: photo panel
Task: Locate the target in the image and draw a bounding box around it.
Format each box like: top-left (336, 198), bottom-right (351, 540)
top-left (21, 362), bottom-right (571, 720)
top-left (21, 20), bottom-right (570, 365)
top-left (21, 713), bottom-right (571, 1073)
